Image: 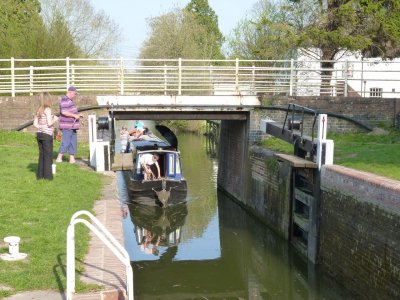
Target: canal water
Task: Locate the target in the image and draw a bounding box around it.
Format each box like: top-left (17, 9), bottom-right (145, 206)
top-left (116, 129), bottom-right (354, 299)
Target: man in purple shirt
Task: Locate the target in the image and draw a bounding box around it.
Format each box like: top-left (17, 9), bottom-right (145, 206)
top-left (56, 86), bottom-right (83, 164)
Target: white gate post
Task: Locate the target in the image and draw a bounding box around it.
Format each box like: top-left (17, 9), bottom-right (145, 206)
top-left (66, 57), bottom-right (70, 89)
top-left (88, 114), bottom-right (97, 169)
top-left (235, 58), bottom-right (239, 94)
top-left (66, 222), bottom-right (76, 299)
top-left (120, 57), bottom-right (125, 95)
top-left (289, 58), bottom-right (294, 96)
top-left (11, 57), bottom-right (15, 97)
top-left (178, 58), bottom-right (182, 96)
top-left (316, 114), bottom-right (334, 169)
top-left (29, 66), bottom-right (34, 96)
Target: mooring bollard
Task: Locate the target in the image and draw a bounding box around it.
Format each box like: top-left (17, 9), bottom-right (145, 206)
top-left (5, 236), bottom-right (20, 255)
top-left (1, 236), bottom-right (28, 261)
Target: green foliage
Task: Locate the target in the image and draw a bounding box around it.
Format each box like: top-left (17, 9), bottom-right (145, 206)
top-left (160, 120), bottom-right (206, 134)
top-left (0, 130), bottom-right (103, 297)
top-left (227, 0), bottom-right (308, 59)
top-left (0, 0), bottom-right (81, 58)
top-left (228, 0), bottom-right (400, 61)
top-left (0, 0), bottom-right (120, 59)
top-left (140, 1), bottom-right (224, 60)
top-left (0, 0), bottom-right (45, 58)
top-left (185, 0), bottom-right (224, 59)
top-left (40, 0), bottom-right (121, 58)
top-left (295, 0), bottom-right (400, 59)
top-left (140, 9), bottom-right (207, 60)
top-left (358, 0), bottom-right (400, 58)
top-left (42, 12), bottom-right (82, 57)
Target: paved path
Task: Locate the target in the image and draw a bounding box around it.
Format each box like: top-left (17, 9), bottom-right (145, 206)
top-left (5, 171), bottom-right (128, 300)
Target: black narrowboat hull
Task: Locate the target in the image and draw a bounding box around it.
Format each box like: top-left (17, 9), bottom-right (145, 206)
top-left (124, 171), bottom-right (187, 206)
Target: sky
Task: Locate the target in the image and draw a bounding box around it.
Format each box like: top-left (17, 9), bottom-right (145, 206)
top-left (92, 0), bottom-right (259, 58)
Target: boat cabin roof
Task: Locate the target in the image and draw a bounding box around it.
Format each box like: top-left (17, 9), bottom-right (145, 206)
top-left (130, 132), bottom-right (175, 151)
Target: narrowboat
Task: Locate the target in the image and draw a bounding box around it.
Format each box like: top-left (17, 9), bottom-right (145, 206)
top-left (122, 124), bottom-right (187, 206)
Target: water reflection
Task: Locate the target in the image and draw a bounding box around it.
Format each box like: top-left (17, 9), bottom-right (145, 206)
top-left (124, 190), bottom-right (350, 299)
top-left (129, 203), bottom-right (187, 258)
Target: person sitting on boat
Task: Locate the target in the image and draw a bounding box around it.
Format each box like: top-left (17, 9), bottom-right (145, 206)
top-left (140, 153), bottom-right (161, 180)
top-left (120, 126), bottom-right (129, 153)
top-left (129, 120), bottom-right (145, 138)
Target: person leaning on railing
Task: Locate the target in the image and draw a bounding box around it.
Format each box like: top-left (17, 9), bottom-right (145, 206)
top-left (56, 86), bottom-right (83, 164)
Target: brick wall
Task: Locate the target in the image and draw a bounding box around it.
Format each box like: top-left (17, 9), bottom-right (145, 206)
top-left (320, 165), bottom-right (400, 300)
top-left (263, 96), bottom-right (400, 129)
top-left (248, 146), bottom-right (291, 238)
top-left (250, 109), bottom-right (364, 146)
top-left (218, 119), bottom-right (249, 202)
top-left (0, 95), bottom-right (104, 141)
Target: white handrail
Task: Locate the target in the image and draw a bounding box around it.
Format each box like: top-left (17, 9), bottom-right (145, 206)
top-left (1, 57), bottom-right (400, 97)
top-left (66, 210), bottom-right (133, 300)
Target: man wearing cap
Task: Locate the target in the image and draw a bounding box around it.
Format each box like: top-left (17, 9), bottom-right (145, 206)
top-left (56, 86), bottom-right (83, 164)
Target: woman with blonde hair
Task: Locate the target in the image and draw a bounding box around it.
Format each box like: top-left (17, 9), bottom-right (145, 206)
top-left (33, 92), bottom-right (58, 180)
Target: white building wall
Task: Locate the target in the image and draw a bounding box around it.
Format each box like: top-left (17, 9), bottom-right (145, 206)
top-left (296, 50), bottom-right (400, 98)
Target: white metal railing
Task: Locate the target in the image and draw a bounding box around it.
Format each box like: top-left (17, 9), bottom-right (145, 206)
top-left (66, 210), bottom-right (133, 300)
top-left (1, 57), bottom-right (400, 98)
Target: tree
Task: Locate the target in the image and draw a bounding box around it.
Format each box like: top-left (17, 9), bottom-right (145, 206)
top-left (0, 0), bottom-right (120, 59)
top-left (295, 0), bottom-right (400, 60)
top-left (185, 0), bottom-right (224, 59)
top-left (40, 0), bottom-right (121, 57)
top-left (40, 12), bottom-right (82, 58)
top-left (0, 0), bottom-right (45, 58)
top-left (227, 0), bottom-right (400, 94)
top-left (226, 0), bottom-right (306, 60)
top-left (297, 0), bottom-right (400, 93)
top-left (139, 8), bottom-right (217, 60)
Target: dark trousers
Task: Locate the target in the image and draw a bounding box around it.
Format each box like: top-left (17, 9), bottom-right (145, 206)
top-left (37, 132), bottom-right (53, 180)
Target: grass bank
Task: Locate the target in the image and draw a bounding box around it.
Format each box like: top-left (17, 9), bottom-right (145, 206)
top-left (0, 130), bottom-right (104, 298)
top-left (260, 129), bottom-right (400, 180)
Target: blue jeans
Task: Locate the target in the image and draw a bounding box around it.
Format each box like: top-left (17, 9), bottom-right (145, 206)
top-left (58, 129), bottom-right (77, 155)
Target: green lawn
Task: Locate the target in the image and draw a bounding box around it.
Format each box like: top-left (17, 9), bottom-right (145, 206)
top-left (0, 130), bottom-right (104, 298)
top-left (260, 129), bottom-right (400, 180)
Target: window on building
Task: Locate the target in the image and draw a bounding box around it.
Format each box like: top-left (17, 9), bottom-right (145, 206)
top-left (370, 87), bottom-right (383, 97)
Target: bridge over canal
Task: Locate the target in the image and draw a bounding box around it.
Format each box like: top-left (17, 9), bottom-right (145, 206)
top-left (2, 57), bottom-right (398, 299)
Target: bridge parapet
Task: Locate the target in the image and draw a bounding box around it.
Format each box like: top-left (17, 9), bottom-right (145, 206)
top-left (2, 57), bottom-right (400, 97)
top-left (98, 95), bottom-right (260, 121)
top-left (97, 95), bottom-right (260, 107)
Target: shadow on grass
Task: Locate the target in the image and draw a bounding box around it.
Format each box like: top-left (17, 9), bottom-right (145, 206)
top-left (27, 163), bottom-right (37, 174)
top-left (53, 253), bottom-right (67, 299)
